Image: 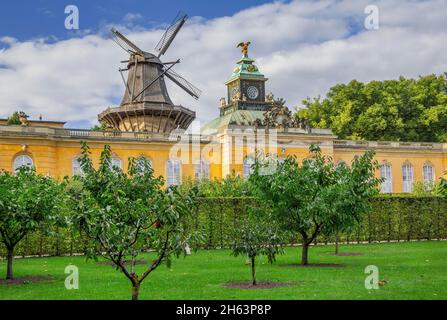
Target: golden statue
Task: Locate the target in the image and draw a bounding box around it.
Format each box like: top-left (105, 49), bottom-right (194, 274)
top-left (237, 41), bottom-right (251, 56)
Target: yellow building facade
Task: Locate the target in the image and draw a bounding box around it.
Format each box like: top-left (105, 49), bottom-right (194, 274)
top-left (0, 120), bottom-right (446, 193)
top-left (0, 50), bottom-right (446, 193)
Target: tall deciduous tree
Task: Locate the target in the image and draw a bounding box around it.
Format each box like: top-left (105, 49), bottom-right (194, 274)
top-left (249, 146), bottom-right (380, 265)
top-left (298, 74), bottom-right (447, 142)
top-left (323, 155), bottom-right (381, 254)
top-left (67, 142), bottom-right (197, 300)
top-left (0, 168), bottom-right (61, 279)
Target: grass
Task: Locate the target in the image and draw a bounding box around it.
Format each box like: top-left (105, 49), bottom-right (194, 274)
top-left (0, 241), bottom-right (446, 300)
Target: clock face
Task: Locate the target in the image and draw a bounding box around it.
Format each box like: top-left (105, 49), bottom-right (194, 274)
top-left (246, 86), bottom-right (259, 100)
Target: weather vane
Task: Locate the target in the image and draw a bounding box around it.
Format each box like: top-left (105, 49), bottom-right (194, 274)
top-left (237, 41), bottom-right (251, 57)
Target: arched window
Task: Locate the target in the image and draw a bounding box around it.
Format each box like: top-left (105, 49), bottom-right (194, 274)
top-left (243, 156), bottom-right (254, 180)
top-left (72, 158), bottom-right (83, 176)
top-left (13, 155), bottom-right (34, 172)
top-left (135, 157), bottom-right (152, 172)
top-left (110, 157), bottom-right (122, 170)
top-left (402, 162), bottom-right (414, 193)
top-left (195, 159), bottom-right (210, 181)
top-left (423, 162), bottom-right (435, 186)
top-left (380, 163), bottom-right (392, 193)
top-left (166, 159), bottom-right (181, 186)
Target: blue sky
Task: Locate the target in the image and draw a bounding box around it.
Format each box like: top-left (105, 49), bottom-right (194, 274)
top-left (0, 0), bottom-right (277, 42)
top-left (0, 0), bottom-right (446, 129)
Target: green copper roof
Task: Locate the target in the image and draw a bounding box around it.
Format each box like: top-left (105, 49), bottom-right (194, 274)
top-left (201, 110), bottom-right (265, 134)
top-left (226, 55), bottom-right (266, 84)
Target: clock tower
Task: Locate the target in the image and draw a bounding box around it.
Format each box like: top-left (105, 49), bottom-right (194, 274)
top-left (220, 42), bottom-right (271, 116)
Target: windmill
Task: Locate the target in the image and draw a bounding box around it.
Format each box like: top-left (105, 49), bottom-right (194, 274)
top-left (98, 12), bottom-right (201, 133)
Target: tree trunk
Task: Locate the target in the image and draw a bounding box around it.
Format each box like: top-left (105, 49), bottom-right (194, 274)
top-left (70, 230), bottom-right (74, 257)
top-left (335, 232), bottom-right (340, 255)
top-left (6, 248), bottom-right (14, 280)
top-left (131, 283), bottom-right (140, 301)
top-left (251, 257), bottom-right (256, 286)
top-left (301, 243), bottom-right (309, 265)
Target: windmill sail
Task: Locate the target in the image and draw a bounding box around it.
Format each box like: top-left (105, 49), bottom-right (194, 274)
top-left (165, 69), bottom-right (202, 100)
top-left (111, 28), bottom-right (144, 55)
top-left (155, 12), bottom-right (188, 57)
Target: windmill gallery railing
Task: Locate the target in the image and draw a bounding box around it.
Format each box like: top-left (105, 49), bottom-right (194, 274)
top-left (1, 196), bottom-right (446, 259)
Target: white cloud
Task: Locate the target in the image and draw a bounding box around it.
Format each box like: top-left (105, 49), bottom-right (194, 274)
top-left (123, 13), bottom-right (143, 23)
top-left (0, 0), bottom-right (446, 128)
top-left (0, 36), bottom-right (18, 45)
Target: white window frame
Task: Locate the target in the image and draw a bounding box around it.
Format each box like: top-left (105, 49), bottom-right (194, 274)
top-left (402, 163), bottom-right (414, 193)
top-left (166, 159), bottom-right (181, 186)
top-left (195, 159), bottom-right (210, 181)
top-left (380, 163), bottom-right (392, 193)
top-left (13, 155), bottom-right (34, 172)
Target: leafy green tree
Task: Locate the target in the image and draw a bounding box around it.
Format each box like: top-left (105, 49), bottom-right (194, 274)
top-left (90, 122), bottom-right (109, 131)
top-left (67, 142), bottom-right (197, 300)
top-left (230, 209), bottom-right (283, 285)
top-left (323, 156), bottom-right (381, 254)
top-left (6, 111), bottom-right (22, 125)
top-left (0, 168), bottom-right (61, 279)
top-left (298, 74), bottom-right (447, 142)
top-left (250, 146), bottom-right (380, 265)
top-left (190, 173), bottom-right (251, 198)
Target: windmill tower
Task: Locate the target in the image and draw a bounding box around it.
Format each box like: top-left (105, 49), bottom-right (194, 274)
top-left (98, 13), bottom-right (201, 133)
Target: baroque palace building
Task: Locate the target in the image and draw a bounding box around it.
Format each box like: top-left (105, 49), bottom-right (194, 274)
top-left (0, 44), bottom-right (446, 193)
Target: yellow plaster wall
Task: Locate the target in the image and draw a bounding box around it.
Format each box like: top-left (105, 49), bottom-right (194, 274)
top-left (1, 135), bottom-right (446, 192)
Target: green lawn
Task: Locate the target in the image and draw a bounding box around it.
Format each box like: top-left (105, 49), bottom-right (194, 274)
top-left (1, 241), bottom-right (446, 300)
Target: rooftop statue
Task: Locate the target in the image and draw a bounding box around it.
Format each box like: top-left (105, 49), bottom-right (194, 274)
top-left (237, 41), bottom-right (251, 57)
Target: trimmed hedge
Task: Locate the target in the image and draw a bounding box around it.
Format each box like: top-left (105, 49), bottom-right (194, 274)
top-left (1, 196), bottom-right (446, 258)
top-left (314, 195), bottom-right (447, 245)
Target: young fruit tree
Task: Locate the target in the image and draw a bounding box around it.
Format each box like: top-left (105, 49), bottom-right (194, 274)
top-left (230, 208), bottom-right (283, 286)
top-left (249, 145), bottom-right (380, 265)
top-left (0, 167), bottom-right (62, 280)
top-left (67, 142), bottom-right (198, 300)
